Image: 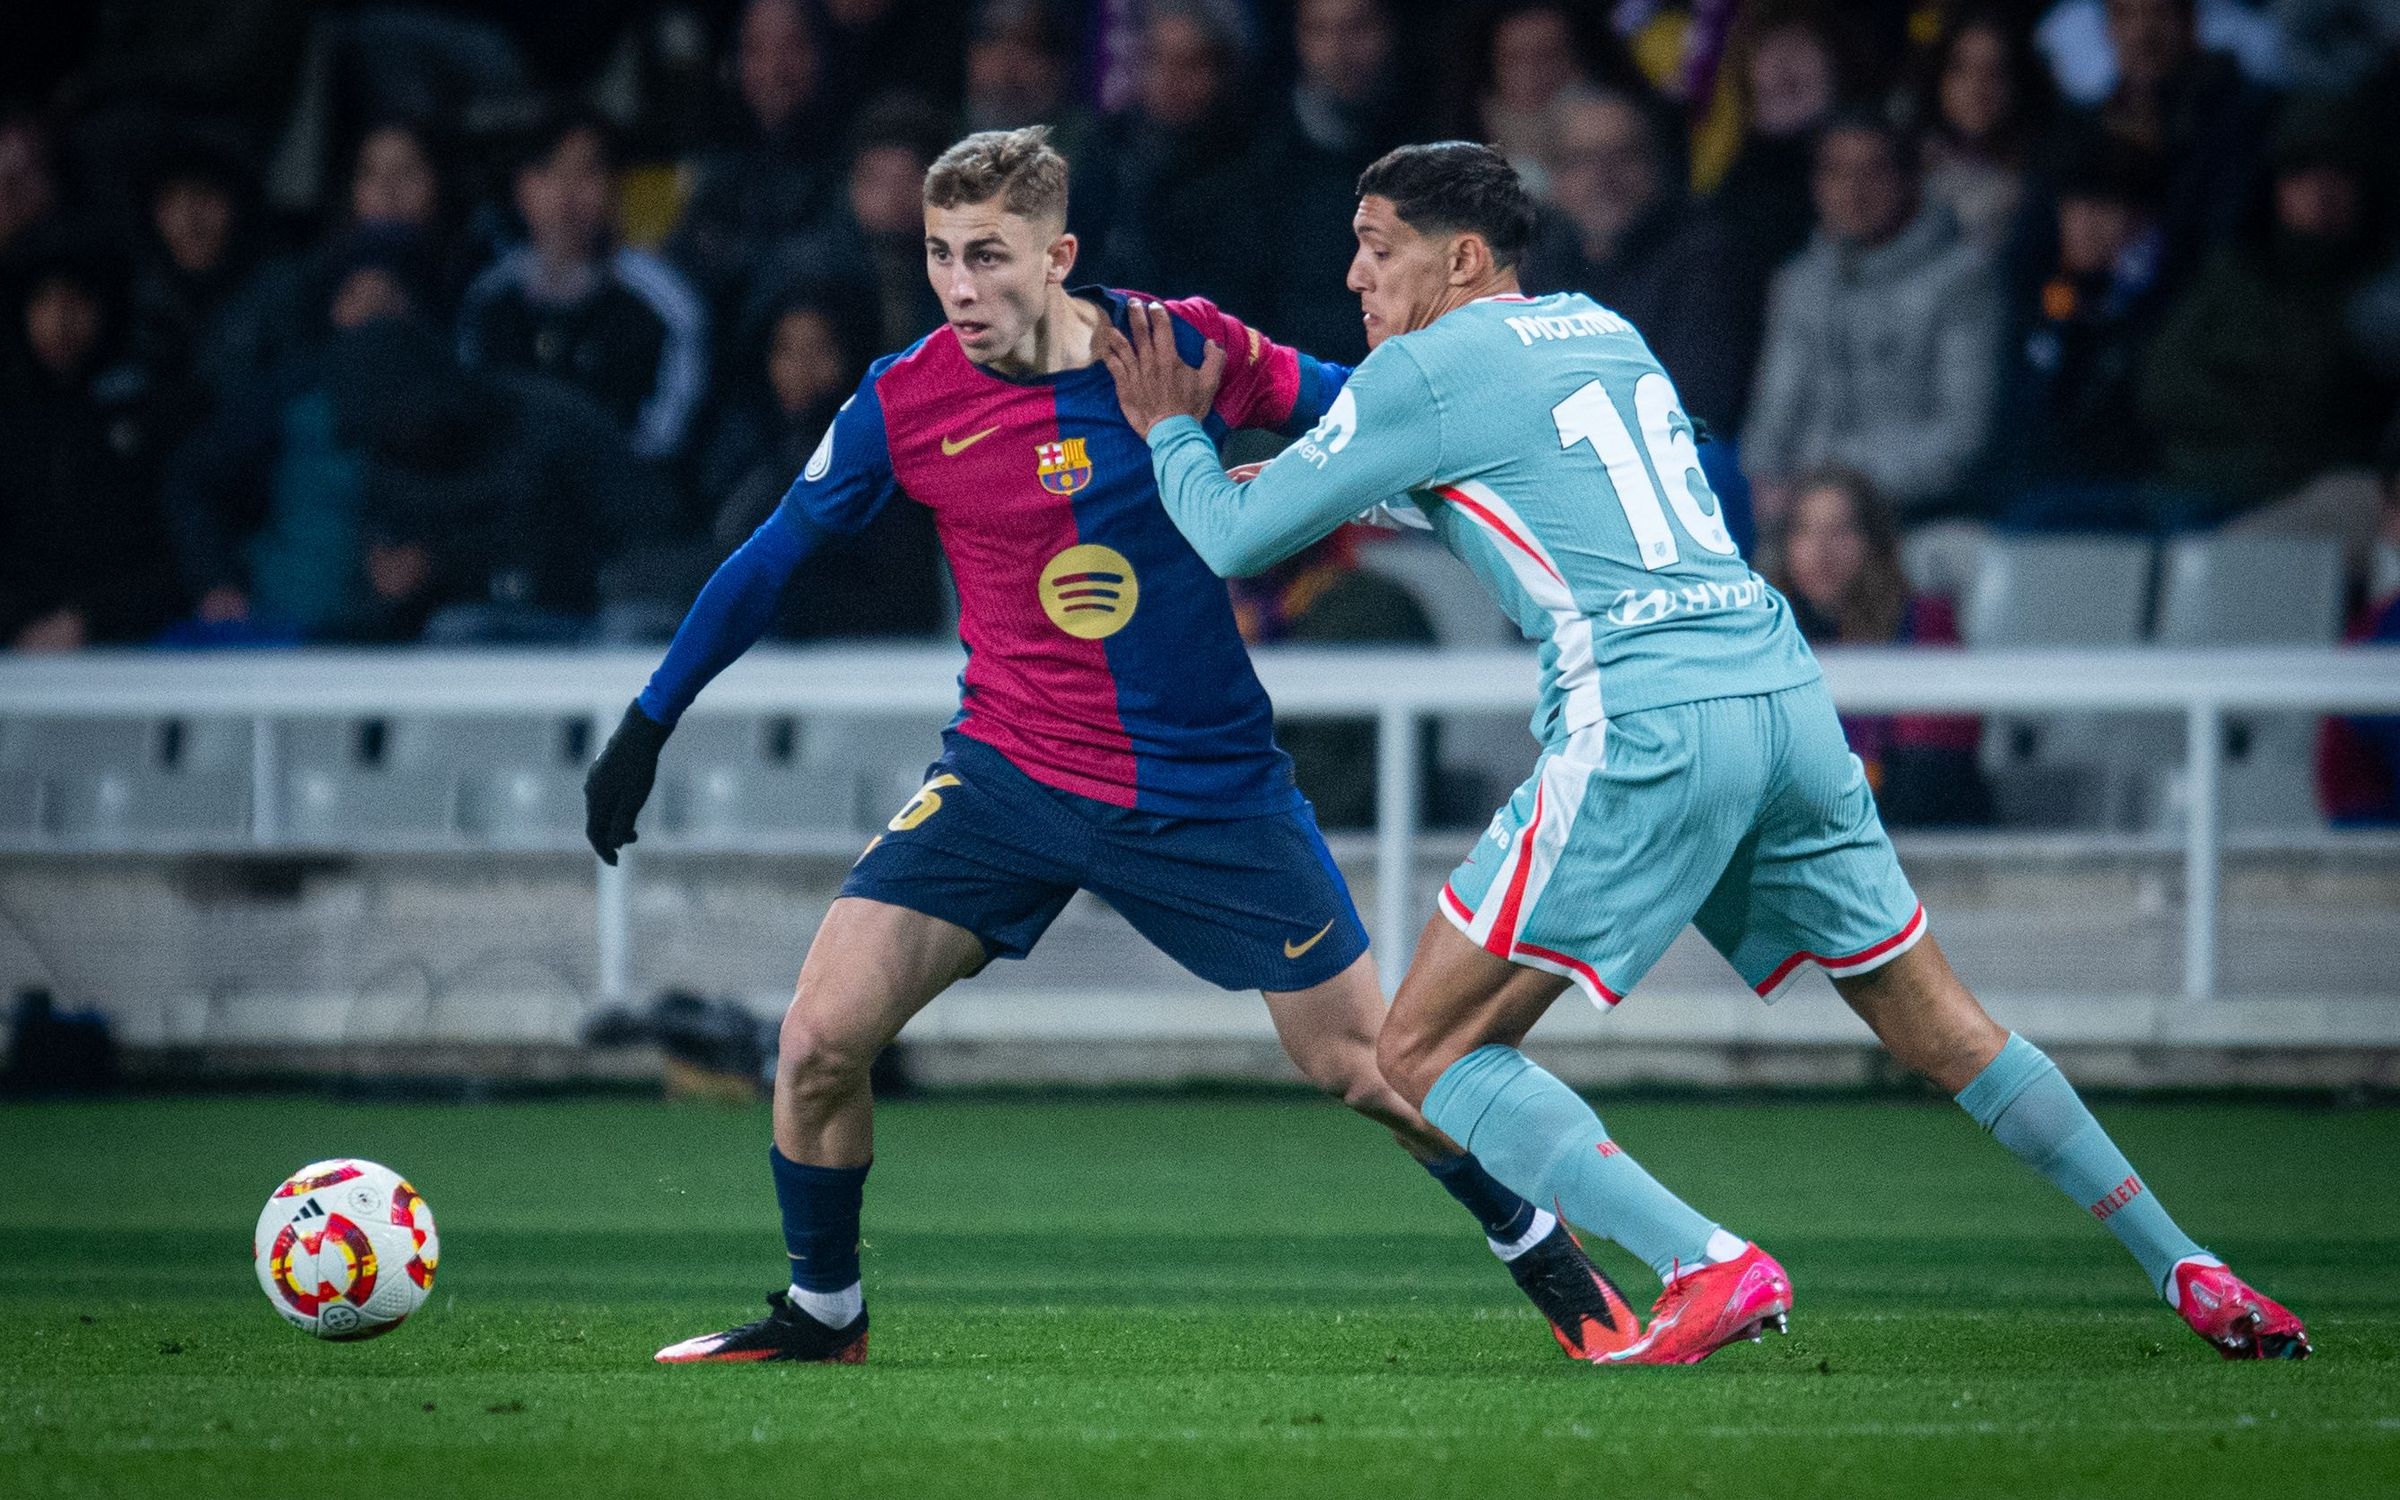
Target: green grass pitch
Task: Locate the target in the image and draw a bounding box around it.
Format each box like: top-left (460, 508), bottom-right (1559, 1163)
top-left (3, 1093), bottom-right (2394, 1498)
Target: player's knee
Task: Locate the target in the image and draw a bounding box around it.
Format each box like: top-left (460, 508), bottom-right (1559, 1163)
top-left (775, 1018), bottom-right (872, 1106)
top-left (1319, 1056), bottom-right (1392, 1118)
top-left (1286, 1033), bottom-right (1375, 1110)
top-left (1896, 1011), bottom-right (2008, 1094)
top-left (1374, 1025), bottom-right (1438, 1109)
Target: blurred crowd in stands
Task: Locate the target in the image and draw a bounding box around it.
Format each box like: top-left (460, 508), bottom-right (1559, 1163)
top-left (3, 0), bottom-right (2400, 673)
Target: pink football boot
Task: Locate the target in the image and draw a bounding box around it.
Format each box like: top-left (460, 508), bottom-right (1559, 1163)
top-left (1599, 1242), bottom-right (1792, 1366)
top-left (2170, 1257), bottom-right (2311, 1360)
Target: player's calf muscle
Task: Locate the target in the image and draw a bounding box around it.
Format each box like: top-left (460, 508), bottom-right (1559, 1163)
top-left (1832, 939), bottom-right (2006, 1093)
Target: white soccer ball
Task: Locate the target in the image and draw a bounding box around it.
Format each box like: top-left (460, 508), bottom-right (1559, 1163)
top-left (253, 1158), bottom-right (440, 1340)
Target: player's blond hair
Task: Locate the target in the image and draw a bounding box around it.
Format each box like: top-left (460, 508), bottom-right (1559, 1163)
top-left (922, 125), bottom-right (1068, 224)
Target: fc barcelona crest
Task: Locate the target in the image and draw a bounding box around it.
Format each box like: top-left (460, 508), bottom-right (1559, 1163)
top-left (1035, 438), bottom-right (1093, 496)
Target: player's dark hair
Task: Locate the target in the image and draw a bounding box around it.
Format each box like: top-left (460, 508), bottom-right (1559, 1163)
top-left (923, 124), bottom-right (1069, 224)
top-left (1355, 141), bottom-right (1536, 269)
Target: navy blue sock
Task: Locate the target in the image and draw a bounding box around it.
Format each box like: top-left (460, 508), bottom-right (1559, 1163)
top-left (1422, 1152), bottom-right (1539, 1243)
top-left (769, 1146), bottom-right (869, 1292)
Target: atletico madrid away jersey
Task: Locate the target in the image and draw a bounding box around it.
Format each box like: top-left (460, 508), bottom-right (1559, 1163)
top-left (638, 288), bottom-right (1352, 818)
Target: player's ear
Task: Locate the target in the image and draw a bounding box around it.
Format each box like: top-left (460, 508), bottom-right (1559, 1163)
top-left (1047, 229), bottom-right (1078, 286)
top-left (1448, 232), bottom-right (1489, 287)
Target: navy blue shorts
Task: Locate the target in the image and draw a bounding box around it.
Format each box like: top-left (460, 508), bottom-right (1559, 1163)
top-left (839, 733), bottom-right (1369, 992)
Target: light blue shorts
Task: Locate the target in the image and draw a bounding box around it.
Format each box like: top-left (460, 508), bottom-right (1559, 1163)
top-left (1440, 684), bottom-right (1926, 1007)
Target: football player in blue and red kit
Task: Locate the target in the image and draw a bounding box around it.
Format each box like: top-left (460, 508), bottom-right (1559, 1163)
top-left (582, 127), bottom-right (1637, 1365)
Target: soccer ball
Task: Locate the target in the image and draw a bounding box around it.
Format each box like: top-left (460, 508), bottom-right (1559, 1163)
top-left (253, 1158), bottom-right (440, 1340)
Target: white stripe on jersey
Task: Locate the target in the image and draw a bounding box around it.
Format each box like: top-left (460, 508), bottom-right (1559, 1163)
top-left (1438, 479), bottom-right (1604, 735)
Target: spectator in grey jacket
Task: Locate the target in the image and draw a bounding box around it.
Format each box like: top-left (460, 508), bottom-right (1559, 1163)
top-left (1741, 112), bottom-right (2003, 527)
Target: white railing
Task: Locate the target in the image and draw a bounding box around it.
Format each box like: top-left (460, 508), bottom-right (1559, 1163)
top-left (3, 645), bottom-right (2398, 1001)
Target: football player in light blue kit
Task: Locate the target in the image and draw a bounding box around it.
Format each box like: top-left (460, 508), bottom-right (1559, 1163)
top-left (1102, 142), bottom-right (2308, 1365)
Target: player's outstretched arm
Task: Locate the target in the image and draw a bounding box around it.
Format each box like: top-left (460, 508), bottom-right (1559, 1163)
top-left (1106, 303), bottom-right (1444, 577)
top-left (584, 501), bottom-right (827, 863)
top-left (586, 370), bottom-right (901, 863)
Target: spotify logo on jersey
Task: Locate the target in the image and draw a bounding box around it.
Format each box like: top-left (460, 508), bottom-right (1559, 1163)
top-left (1039, 544), bottom-right (1139, 639)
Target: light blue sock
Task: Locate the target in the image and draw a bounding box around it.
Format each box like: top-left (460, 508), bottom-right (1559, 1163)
top-left (1956, 1034), bottom-right (2206, 1298)
top-left (1424, 1045), bottom-right (1725, 1281)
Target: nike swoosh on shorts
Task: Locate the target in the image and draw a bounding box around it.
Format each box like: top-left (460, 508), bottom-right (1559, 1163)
top-left (1284, 920), bottom-right (1336, 959)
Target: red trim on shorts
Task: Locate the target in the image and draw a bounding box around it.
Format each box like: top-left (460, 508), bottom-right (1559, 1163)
top-left (1438, 882), bottom-right (1475, 929)
top-left (1753, 903), bottom-right (1928, 997)
top-left (1512, 941), bottom-right (1622, 1005)
top-left (1437, 487), bottom-right (1564, 584)
top-left (1481, 781), bottom-right (1545, 956)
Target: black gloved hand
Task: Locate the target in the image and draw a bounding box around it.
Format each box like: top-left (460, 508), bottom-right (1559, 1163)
top-left (585, 701), bottom-right (672, 865)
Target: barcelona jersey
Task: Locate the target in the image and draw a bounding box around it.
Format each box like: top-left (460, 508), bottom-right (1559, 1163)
top-left (638, 288), bottom-right (1349, 819)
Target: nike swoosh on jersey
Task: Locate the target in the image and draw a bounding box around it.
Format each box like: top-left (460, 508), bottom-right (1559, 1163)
top-left (941, 426), bottom-right (1000, 456)
top-left (1284, 920), bottom-right (1337, 959)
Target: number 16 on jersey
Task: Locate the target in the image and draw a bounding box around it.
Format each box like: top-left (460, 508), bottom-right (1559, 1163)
top-left (1552, 374), bottom-right (1737, 571)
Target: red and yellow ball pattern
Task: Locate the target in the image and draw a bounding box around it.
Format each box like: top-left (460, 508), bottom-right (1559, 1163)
top-left (253, 1158), bottom-right (439, 1340)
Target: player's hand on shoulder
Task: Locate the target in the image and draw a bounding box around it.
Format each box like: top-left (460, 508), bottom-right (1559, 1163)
top-left (585, 701), bottom-right (672, 865)
top-left (1099, 300), bottom-right (1224, 439)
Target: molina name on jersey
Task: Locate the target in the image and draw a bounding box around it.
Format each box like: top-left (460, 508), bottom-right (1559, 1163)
top-left (1147, 291), bottom-right (1817, 746)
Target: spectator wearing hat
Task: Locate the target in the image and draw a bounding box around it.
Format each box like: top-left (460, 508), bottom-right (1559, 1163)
top-left (0, 230), bottom-right (188, 650)
top-left (459, 111), bottom-right (709, 461)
